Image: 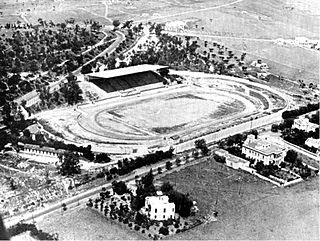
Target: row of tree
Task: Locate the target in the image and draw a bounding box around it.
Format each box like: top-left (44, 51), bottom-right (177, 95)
top-left (282, 102), bottom-right (319, 120)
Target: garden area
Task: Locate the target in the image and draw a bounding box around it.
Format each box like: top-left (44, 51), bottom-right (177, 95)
top-left (85, 170), bottom-right (202, 240)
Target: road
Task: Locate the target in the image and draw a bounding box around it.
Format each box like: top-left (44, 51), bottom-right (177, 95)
top-left (164, 31), bottom-right (275, 42)
top-left (3, 150), bottom-right (192, 227)
top-left (135, 0), bottom-right (244, 23)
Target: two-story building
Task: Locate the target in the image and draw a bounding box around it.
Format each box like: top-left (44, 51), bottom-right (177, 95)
top-left (142, 191), bottom-right (175, 221)
top-left (242, 135), bottom-right (286, 165)
top-left (305, 138), bottom-right (320, 150)
top-left (292, 117), bottom-right (318, 133)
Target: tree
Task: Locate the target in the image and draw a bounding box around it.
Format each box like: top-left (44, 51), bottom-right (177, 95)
top-left (155, 24), bottom-right (163, 36)
top-left (284, 150), bottom-right (298, 164)
top-left (23, 129), bottom-right (31, 138)
top-left (58, 152), bottom-right (81, 176)
top-left (159, 226), bottom-right (169, 235)
top-left (112, 180), bottom-right (129, 195)
top-left (271, 124), bottom-right (278, 132)
top-left (195, 138), bottom-right (209, 155)
top-left (112, 19), bottom-right (121, 29)
top-left (95, 153), bottom-right (111, 163)
top-left (29, 60), bottom-right (39, 73)
top-left (160, 182), bottom-right (174, 193)
top-left (166, 161), bottom-right (172, 170)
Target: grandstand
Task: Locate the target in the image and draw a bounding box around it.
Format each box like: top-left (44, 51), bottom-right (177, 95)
top-left (86, 64), bottom-right (169, 93)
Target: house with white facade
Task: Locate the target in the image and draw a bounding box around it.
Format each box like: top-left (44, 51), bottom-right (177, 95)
top-left (142, 191), bottom-right (175, 221)
top-left (226, 156), bottom-right (250, 170)
top-left (292, 117), bottom-right (318, 132)
top-left (165, 21), bottom-right (188, 32)
top-left (305, 138), bottom-right (320, 150)
top-left (242, 135), bottom-right (286, 165)
top-left (17, 142), bottom-right (65, 164)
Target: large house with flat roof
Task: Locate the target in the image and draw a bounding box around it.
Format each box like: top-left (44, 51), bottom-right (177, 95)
top-left (141, 191), bottom-right (175, 221)
top-left (292, 117), bottom-right (318, 133)
top-left (242, 135), bottom-right (286, 165)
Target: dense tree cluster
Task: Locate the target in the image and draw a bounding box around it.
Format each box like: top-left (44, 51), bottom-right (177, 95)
top-left (0, 19), bottom-right (107, 106)
top-left (112, 180), bottom-right (130, 195)
top-left (7, 222), bottom-right (58, 240)
top-left (160, 182), bottom-right (193, 217)
top-left (282, 150), bottom-right (312, 178)
top-left (194, 139), bottom-right (209, 155)
top-left (112, 23), bottom-right (248, 78)
top-left (58, 151), bottom-right (81, 176)
top-left (114, 148), bottom-right (174, 177)
top-left (282, 103), bottom-right (319, 119)
top-left (281, 127), bottom-right (319, 153)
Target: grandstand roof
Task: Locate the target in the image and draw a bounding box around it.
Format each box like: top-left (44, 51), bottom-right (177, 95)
top-left (86, 64), bottom-right (168, 79)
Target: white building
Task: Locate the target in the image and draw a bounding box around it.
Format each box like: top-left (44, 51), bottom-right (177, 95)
top-left (292, 117), bottom-right (318, 133)
top-left (142, 191), bottom-right (175, 221)
top-left (17, 142), bottom-right (65, 164)
top-left (250, 60), bottom-right (269, 71)
top-left (165, 21), bottom-right (187, 32)
top-left (242, 135), bottom-right (286, 165)
top-left (226, 156), bottom-right (250, 170)
top-left (305, 138), bottom-right (320, 150)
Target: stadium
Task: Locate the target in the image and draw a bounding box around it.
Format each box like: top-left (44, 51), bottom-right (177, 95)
top-left (39, 64), bottom-right (288, 155)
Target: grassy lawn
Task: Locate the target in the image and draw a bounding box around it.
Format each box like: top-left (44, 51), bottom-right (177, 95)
top-left (298, 153), bottom-right (319, 169)
top-left (37, 207), bottom-right (146, 240)
top-left (159, 158), bottom-right (319, 240)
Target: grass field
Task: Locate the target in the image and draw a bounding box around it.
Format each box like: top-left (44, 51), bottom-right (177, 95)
top-left (159, 158), bottom-right (319, 240)
top-left (103, 90), bottom-right (242, 134)
top-left (37, 208), bottom-right (145, 240)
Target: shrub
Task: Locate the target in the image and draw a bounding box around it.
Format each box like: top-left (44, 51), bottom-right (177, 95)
top-left (176, 229), bottom-right (181, 233)
top-left (134, 225), bottom-right (140, 231)
top-left (142, 229), bottom-right (145, 234)
top-left (159, 226), bottom-right (169, 236)
top-left (128, 223), bottom-right (133, 227)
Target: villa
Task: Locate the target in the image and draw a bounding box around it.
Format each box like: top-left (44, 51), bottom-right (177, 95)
top-left (305, 138), bottom-right (320, 150)
top-left (242, 135), bottom-right (286, 165)
top-left (292, 117), bottom-right (318, 132)
top-left (141, 191), bottom-right (175, 221)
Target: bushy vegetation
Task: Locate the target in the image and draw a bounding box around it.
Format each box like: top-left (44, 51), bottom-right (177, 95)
top-left (282, 103), bottom-right (319, 120)
top-left (0, 19), bottom-right (105, 105)
top-left (8, 222), bottom-right (58, 240)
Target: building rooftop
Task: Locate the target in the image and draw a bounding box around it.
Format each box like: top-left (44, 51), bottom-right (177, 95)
top-left (18, 142), bottom-right (65, 154)
top-left (243, 138), bottom-right (285, 156)
top-left (24, 123), bottom-right (41, 134)
top-left (146, 195), bottom-right (173, 206)
top-left (229, 156), bottom-right (249, 164)
top-left (86, 64), bottom-right (168, 79)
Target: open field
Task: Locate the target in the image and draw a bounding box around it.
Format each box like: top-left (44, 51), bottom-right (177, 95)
top-left (1, 0), bottom-right (318, 82)
top-left (195, 36), bottom-right (319, 84)
top-left (37, 207), bottom-right (145, 240)
top-left (99, 89), bottom-right (244, 134)
top-left (159, 159), bottom-right (319, 240)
